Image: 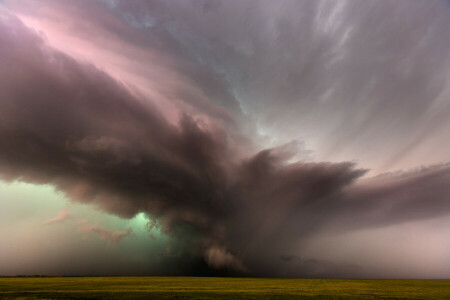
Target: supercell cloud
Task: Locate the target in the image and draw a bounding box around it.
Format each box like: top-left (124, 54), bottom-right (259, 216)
top-left (0, 0), bottom-right (450, 278)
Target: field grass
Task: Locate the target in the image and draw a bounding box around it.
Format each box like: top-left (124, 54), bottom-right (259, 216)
top-left (0, 277), bottom-right (449, 299)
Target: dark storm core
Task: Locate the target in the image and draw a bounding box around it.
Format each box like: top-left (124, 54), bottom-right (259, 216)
top-left (0, 0), bottom-right (450, 278)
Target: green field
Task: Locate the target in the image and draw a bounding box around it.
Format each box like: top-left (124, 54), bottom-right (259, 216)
top-left (0, 277), bottom-right (449, 299)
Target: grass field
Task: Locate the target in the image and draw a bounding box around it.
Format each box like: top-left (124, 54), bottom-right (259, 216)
top-left (0, 277), bottom-right (449, 299)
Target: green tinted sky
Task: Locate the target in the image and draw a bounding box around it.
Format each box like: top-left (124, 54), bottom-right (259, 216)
top-left (0, 181), bottom-right (168, 276)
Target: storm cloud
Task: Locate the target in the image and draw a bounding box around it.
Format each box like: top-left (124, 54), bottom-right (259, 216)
top-left (0, 0), bottom-right (450, 278)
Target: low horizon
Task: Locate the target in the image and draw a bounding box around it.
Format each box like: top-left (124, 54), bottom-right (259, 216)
top-left (2, 275), bottom-right (450, 281)
top-left (1, 0), bottom-right (450, 280)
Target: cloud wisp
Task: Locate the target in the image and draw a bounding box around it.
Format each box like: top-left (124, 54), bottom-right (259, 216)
top-left (43, 208), bottom-right (133, 245)
top-left (77, 220), bottom-right (134, 245)
top-left (43, 208), bottom-right (71, 225)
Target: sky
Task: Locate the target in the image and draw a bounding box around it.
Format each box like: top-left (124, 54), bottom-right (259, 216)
top-left (0, 0), bottom-right (450, 279)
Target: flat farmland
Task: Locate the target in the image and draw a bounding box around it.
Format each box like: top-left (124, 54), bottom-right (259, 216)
top-left (0, 277), bottom-right (449, 299)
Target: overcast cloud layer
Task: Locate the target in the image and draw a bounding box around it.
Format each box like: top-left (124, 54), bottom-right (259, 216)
top-left (0, 0), bottom-right (450, 278)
